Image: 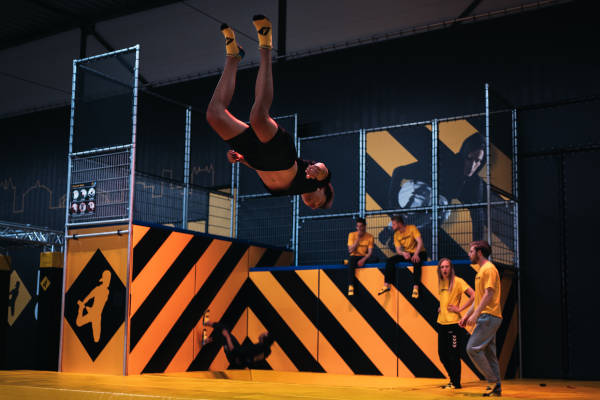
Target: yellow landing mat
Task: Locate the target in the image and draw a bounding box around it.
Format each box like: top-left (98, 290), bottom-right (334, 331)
top-left (1, 370), bottom-right (599, 400)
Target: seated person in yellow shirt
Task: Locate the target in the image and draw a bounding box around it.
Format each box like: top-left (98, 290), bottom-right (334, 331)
top-left (346, 217), bottom-right (374, 296)
top-left (437, 258), bottom-right (474, 390)
top-left (378, 215), bottom-right (427, 298)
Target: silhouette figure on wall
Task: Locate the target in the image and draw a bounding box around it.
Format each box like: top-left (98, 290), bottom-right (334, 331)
top-left (8, 281), bottom-right (20, 317)
top-left (76, 270), bottom-right (111, 343)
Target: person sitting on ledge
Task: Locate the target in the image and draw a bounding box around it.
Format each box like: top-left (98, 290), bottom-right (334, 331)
top-left (346, 217), bottom-right (374, 296)
top-left (378, 215), bottom-right (427, 298)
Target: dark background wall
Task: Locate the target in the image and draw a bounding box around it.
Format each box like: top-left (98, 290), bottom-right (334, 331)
top-left (1, 1), bottom-right (598, 379)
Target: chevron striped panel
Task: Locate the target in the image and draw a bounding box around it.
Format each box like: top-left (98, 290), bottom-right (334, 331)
top-left (128, 223), bottom-right (292, 374)
top-left (239, 263), bottom-right (518, 380)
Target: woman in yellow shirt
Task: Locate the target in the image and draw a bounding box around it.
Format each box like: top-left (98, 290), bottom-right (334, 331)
top-left (437, 258), bottom-right (474, 389)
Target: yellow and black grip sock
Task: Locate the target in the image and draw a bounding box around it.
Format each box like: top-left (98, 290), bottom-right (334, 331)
top-left (252, 15), bottom-right (272, 49)
top-left (221, 23), bottom-right (244, 59)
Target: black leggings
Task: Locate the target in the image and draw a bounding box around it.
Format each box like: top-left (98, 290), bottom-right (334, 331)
top-left (384, 251), bottom-right (427, 285)
top-left (437, 323), bottom-right (463, 386)
top-left (210, 323), bottom-right (244, 368)
top-left (347, 255), bottom-right (376, 286)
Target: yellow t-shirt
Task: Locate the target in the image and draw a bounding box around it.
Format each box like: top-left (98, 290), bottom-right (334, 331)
top-left (437, 276), bottom-right (472, 325)
top-left (393, 225), bottom-right (425, 253)
top-left (347, 232), bottom-right (374, 257)
top-left (474, 261), bottom-right (502, 319)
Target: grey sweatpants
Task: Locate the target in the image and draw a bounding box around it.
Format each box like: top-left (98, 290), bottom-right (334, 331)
top-left (466, 313), bottom-right (502, 384)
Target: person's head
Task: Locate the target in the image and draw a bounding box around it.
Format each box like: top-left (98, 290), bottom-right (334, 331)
top-left (459, 133), bottom-right (486, 177)
top-left (356, 217), bottom-right (366, 235)
top-left (437, 257), bottom-right (454, 280)
top-left (301, 183), bottom-right (334, 210)
top-left (390, 215), bottom-right (405, 231)
top-left (99, 270), bottom-right (111, 286)
top-left (468, 240), bottom-right (491, 264)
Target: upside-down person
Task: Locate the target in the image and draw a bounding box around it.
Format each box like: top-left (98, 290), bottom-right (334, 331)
top-left (206, 15), bottom-right (334, 209)
top-left (203, 320), bottom-right (274, 369)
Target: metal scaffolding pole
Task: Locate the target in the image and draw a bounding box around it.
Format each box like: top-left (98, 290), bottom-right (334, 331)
top-left (485, 83), bottom-right (492, 247)
top-left (182, 107), bottom-right (192, 230)
top-left (432, 119), bottom-right (439, 259)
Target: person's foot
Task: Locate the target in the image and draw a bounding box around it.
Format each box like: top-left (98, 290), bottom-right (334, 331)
top-left (440, 382), bottom-right (453, 389)
top-left (252, 15), bottom-right (272, 49)
top-left (348, 285), bottom-right (354, 296)
top-left (483, 383), bottom-right (501, 397)
top-left (220, 23), bottom-right (245, 59)
top-left (378, 286), bottom-right (390, 295)
top-left (411, 286), bottom-right (419, 299)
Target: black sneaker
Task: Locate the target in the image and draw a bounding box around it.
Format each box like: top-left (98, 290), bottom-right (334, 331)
top-left (440, 382), bottom-right (453, 389)
top-left (483, 384), bottom-right (501, 397)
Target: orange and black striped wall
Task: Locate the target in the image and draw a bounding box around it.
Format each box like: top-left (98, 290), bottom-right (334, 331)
top-left (131, 219), bottom-right (519, 379)
top-left (128, 222), bottom-right (292, 374)
top-left (62, 222), bottom-right (518, 379)
top-left (240, 263), bottom-right (519, 380)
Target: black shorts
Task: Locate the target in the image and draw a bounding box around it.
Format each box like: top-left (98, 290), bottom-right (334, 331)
top-left (226, 126), bottom-right (297, 171)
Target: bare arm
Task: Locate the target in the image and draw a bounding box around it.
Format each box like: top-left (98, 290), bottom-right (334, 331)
top-left (459, 302), bottom-right (474, 327)
top-left (413, 235), bottom-right (424, 255)
top-left (411, 235), bottom-right (424, 263)
top-left (458, 287), bottom-right (475, 313)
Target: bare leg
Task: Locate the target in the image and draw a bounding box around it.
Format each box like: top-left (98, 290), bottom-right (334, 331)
top-left (206, 57), bottom-right (249, 140)
top-left (249, 48), bottom-right (278, 143)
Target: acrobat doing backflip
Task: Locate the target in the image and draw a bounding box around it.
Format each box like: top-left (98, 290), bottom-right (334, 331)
top-left (202, 313), bottom-right (274, 369)
top-left (206, 15), bottom-right (334, 210)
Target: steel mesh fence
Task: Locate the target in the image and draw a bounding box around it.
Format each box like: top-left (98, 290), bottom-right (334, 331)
top-left (438, 204), bottom-right (486, 260)
top-left (134, 172), bottom-right (184, 227)
top-left (237, 195), bottom-right (293, 249)
top-left (490, 201), bottom-right (516, 266)
top-left (68, 149), bottom-right (131, 224)
top-left (297, 216), bottom-right (357, 265)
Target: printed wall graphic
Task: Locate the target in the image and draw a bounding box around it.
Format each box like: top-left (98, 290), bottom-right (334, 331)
top-left (7, 271), bottom-right (31, 326)
top-left (61, 224), bottom-right (127, 374)
top-left (64, 250), bottom-right (125, 360)
top-left (366, 119), bottom-right (513, 260)
top-left (69, 182), bottom-right (96, 216)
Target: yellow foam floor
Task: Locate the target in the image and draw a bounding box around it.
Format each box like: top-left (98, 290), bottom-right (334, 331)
top-left (1, 370), bottom-right (599, 400)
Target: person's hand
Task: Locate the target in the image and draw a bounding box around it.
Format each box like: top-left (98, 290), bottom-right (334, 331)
top-left (402, 251), bottom-right (411, 259)
top-left (467, 314), bottom-right (478, 327)
top-left (458, 315), bottom-right (467, 328)
top-left (357, 258), bottom-right (366, 267)
top-left (411, 253), bottom-right (420, 263)
top-left (227, 150), bottom-right (243, 163)
top-left (437, 307), bottom-right (440, 313)
top-left (305, 164), bottom-right (324, 180)
top-left (447, 304), bottom-right (460, 313)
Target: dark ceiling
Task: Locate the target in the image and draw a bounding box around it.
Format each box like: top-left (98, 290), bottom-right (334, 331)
top-left (0, 0), bottom-right (182, 50)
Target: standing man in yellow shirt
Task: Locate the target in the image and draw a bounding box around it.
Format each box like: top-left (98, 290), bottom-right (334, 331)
top-left (378, 215), bottom-right (426, 298)
top-left (459, 240), bottom-right (503, 397)
top-left (346, 217), bottom-right (374, 296)
top-left (437, 258), bottom-right (474, 389)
